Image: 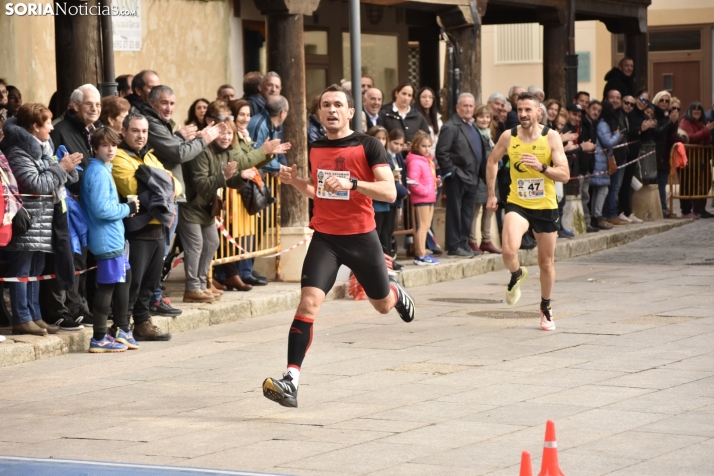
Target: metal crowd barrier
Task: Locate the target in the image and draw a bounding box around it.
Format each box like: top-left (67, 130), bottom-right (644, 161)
top-left (212, 174), bottom-right (281, 268)
top-left (668, 144), bottom-right (714, 217)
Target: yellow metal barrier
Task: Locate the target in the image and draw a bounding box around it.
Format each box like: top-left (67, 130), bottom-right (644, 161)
top-left (668, 144), bottom-right (714, 217)
top-left (212, 175), bottom-right (281, 269)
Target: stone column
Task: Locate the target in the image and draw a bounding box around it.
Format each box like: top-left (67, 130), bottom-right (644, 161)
top-left (54, 0), bottom-right (103, 108)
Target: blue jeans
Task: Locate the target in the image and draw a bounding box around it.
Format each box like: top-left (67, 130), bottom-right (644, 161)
top-left (238, 235), bottom-right (254, 279)
top-left (153, 203), bottom-right (179, 303)
top-left (7, 251), bottom-right (46, 324)
top-left (603, 167), bottom-right (625, 219)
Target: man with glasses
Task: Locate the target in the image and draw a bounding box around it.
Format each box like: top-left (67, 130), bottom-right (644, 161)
top-left (618, 95), bottom-right (649, 224)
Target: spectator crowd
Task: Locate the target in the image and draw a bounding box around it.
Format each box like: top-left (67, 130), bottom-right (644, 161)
top-left (0, 56), bottom-right (712, 346)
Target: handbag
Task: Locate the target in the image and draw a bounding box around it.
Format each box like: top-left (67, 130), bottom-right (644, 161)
top-left (607, 154), bottom-right (618, 175)
top-left (11, 207), bottom-right (32, 236)
top-left (210, 193), bottom-right (224, 218)
top-left (239, 180), bottom-right (273, 215)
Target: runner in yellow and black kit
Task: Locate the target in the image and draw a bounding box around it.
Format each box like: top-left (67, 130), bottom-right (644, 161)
top-left (486, 92), bottom-right (570, 331)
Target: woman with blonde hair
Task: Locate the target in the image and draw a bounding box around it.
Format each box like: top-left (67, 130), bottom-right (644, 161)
top-left (651, 90), bottom-right (682, 213)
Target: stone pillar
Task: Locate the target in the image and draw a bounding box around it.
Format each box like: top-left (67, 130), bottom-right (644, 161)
top-left (625, 32), bottom-right (648, 94)
top-left (254, 0), bottom-right (320, 281)
top-left (54, 0), bottom-right (103, 109)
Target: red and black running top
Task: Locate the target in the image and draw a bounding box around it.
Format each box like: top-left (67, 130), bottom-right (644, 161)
top-left (309, 132), bottom-right (389, 235)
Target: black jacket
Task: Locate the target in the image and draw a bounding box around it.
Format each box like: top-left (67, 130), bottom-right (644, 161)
top-left (364, 108), bottom-right (382, 130)
top-left (1, 118), bottom-right (78, 252)
top-left (603, 67), bottom-right (637, 99)
top-left (626, 107), bottom-right (648, 159)
top-left (435, 115), bottom-right (487, 186)
top-left (49, 109), bottom-right (101, 194)
top-left (653, 107), bottom-right (681, 173)
top-left (124, 93), bottom-right (145, 116)
top-left (378, 103), bottom-right (430, 142)
top-left (579, 115), bottom-right (599, 174)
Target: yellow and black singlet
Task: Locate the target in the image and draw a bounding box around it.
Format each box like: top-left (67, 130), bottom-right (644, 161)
top-left (506, 126), bottom-right (558, 210)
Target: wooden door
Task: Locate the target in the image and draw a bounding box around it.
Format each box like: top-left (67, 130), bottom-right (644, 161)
top-left (652, 61), bottom-right (701, 110)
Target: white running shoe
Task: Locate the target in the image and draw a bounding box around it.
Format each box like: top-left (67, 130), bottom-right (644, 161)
top-left (540, 308), bottom-right (555, 331)
top-left (618, 212), bottom-right (632, 223)
top-left (627, 213), bottom-right (644, 224)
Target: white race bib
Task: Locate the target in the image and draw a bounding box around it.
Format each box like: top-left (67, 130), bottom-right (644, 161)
top-left (517, 178), bottom-right (545, 200)
top-left (316, 169), bottom-right (350, 200)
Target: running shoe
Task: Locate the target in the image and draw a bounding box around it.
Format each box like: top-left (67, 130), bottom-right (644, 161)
top-left (263, 373), bottom-right (298, 408)
top-left (389, 275), bottom-right (415, 323)
top-left (75, 313), bottom-right (94, 327)
top-left (540, 308), bottom-right (555, 331)
top-left (88, 335), bottom-right (127, 353)
top-left (505, 266), bottom-right (528, 306)
top-left (627, 213), bottom-right (644, 224)
top-left (413, 255), bottom-right (438, 266)
top-left (48, 315), bottom-right (84, 331)
top-left (114, 328), bottom-right (140, 350)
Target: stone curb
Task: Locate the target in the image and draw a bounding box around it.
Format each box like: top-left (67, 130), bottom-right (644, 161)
top-left (0, 219), bottom-right (691, 367)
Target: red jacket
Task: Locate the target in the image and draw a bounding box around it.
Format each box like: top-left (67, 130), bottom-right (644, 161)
top-left (679, 118), bottom-right (712, 146)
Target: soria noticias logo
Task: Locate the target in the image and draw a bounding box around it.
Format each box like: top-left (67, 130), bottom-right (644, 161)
top-left (5, 3), bottom-right (137, 16)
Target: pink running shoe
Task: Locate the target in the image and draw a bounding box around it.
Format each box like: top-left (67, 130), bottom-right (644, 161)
top-left (540, 308), bottom-right (555, 331)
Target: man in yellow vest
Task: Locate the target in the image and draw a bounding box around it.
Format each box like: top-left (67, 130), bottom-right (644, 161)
top-left (486, 92), bottom-right (570, 331)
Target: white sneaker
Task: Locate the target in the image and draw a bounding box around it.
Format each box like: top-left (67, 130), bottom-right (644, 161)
top-left (618, 212), bottom-right (632, 223)
top-left (540, 309), bottom-right (555, 331)
top-left (628, 213), bottom-right (643, 224)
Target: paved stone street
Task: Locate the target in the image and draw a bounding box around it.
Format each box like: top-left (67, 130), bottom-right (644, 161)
top-left (0, 220), bottom-right (712, 475)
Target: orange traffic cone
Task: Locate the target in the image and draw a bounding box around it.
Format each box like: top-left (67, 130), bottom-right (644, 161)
top-left (538, 420), bottom-right (565, 476)
top-left (519, 450), bottom-right (533, 476)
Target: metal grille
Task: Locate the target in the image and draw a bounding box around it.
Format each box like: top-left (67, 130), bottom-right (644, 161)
top-left (495, 23), bottom-right (543, 64)
top-left (408, 41), bottom-right (420, 89)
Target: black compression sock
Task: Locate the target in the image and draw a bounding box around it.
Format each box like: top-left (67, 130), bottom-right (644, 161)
top-left (120, 325), bottom-right (131, 332)
top-left (507, 268), bottom-right (523, 290)
top-left (93, 331), bottom-right (106, 341)
top-left (541, 298), bottom-right (551, 312)
top-left (287, 315), bottom-right (314, 370)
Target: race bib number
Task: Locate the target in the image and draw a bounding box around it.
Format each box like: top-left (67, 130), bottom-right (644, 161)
top-left (316, 169), bottom-right (350, 200)
top-left (517, 178), bottom-right (545, 199)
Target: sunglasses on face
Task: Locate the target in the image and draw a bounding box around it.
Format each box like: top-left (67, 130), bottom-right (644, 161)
top-left (623, 101), bottom-right (636, 106)
top-left (659, 99), bottom-right (670, 103)
top-left (670, 107), bottom-right (681, 111)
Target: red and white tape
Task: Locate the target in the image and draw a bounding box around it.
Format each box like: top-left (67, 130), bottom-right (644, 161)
top-left (570, 150), bottom-right (655, 180)
top-left (263, 236), bottom-right (312, 258)
top-left (0, 266), bottom-right (97, 283)
top-left (215, 219), bottom-right (247, 253)
top-left (215, 218), bottom-right (311, 258)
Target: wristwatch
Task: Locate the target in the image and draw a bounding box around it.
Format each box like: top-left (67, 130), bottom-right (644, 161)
top-left (350, 178), bottom-right (358, 190)
top-left (541, 163), bottom-right (548, 174)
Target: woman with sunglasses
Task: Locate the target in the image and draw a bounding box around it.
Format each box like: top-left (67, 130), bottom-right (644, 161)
top-left (679, 102), bottom-right (714, 218)
top-left (651, 91), bottom-right (682, 214)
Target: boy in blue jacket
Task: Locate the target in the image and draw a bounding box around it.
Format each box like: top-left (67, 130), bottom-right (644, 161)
top-left (81, 128), bottom-right (140, 353)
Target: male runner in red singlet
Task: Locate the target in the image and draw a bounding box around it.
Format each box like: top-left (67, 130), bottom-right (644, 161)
top-left (262, 85), bottom-right (415, 408)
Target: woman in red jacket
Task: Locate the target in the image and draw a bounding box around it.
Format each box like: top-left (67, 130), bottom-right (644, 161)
top-left (679, 102), bottom-right (714, 218)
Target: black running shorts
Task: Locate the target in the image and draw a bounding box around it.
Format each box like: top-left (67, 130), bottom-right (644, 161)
top-left (505, 203), bottom-right (559, 234)
top-left (301, 230), bottom-right (391, 300)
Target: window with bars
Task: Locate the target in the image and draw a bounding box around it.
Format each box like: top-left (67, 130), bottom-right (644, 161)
top-left (494, 23), bottom-right (543, 64)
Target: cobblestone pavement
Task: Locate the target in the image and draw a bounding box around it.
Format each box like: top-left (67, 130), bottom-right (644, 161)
top-left (0, 220), bottom-right (712, 476)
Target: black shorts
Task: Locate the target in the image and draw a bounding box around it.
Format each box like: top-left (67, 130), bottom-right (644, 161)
top-left (505, 203), bottom-right (559, 234)
top-left (301, 230), bottom-right (391, 300)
